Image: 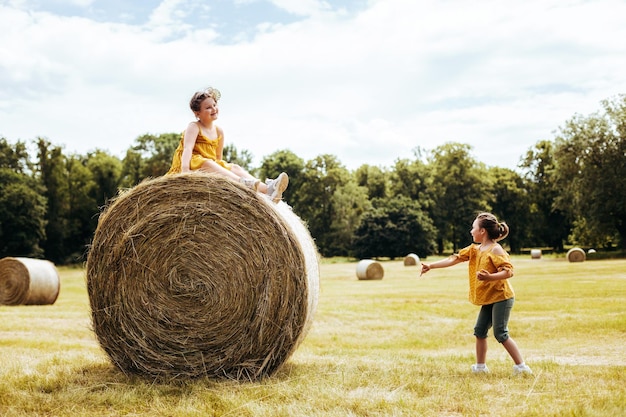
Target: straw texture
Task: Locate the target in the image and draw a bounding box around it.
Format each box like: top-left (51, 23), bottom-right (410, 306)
top-left (0, 257), bottom-right (60, 305)
top-left (86, 172), bottom-right (319, 381)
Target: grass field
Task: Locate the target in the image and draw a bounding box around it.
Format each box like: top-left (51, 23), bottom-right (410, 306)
top-left (1, 257), bottom-right (625, 416)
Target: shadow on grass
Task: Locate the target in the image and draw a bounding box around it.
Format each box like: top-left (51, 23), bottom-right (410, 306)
top-left (67, 360), bottom-right (317, 391)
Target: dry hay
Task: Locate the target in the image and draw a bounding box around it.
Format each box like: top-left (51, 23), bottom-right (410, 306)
top-left (403, 253), bottom-right (421, 267)
top-left (567, 247), bottom-right (586, 263)
top-left (530, 249), bottom-right (542, 259)
top-left (356, 260), bottom-right (384, 280)
top-left (86, 172), bottom-right (319, 381)
top-left (0, 257), bottom-right (60, 305)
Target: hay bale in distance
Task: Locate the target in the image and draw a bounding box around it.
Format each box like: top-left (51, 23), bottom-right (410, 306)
top-left (356, 260), bottom-right (384, 280)
top-left (86, 173), bottom-right (319, 381)
top-left (530, 249), bottom-right (542, 259)
top-left (567, 247), bottom-right (586, 263)
top-left (0, 257), bottom-right (60, 305)
top-left (403, 253), bottom-right (421, 267)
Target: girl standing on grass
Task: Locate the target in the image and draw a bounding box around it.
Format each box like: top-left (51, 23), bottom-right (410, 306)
top-left (167, 87), bottom-right (288, 203)
top-left (420, 212), bottom-right (533, 376)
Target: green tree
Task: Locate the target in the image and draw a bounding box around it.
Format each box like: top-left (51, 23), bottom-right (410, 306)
top-left (428, 143), bottom-right (488, 254)
top-left (352, 196), bottom-right (436, 259)
top-left (86, 150), bottom-right (122, 207)
top-left (32, 143), bottom-right (101, 263)
top-left (120, 148), bottom-right (144, 188)
top-left (223, 144), bottom-right (254, 172)
top-left (0, 137), bottom-right (30, 172)
top-left (388, 153), bottom-right (435, 217)
top-left (292, 154), bottom-right (350, 256)
top-left (0, 138), bottom-right (47, 258)
top-left (131, 133), bottom-right (181, 178)
top-left (328, 179), bottom-right (372, 256)
top-left (65, 155), bottom-right (98, 262)
top-left (354, 164), bottom-right (388, 199)
top-left (552, 95), bottom-right (626, 249)
top-left (520, 140), bottom-right (570, 251)
top-left (485, 167), bottom-right (532, 253)
top-left (0, 169), bottom-right (47, 258)
top-left (258, 150), bottom-right (305, 207)
top-left (36, 138), bottom-right (69, 263)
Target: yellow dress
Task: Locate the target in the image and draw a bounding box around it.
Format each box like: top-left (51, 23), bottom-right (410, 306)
top-left (167, 125), bottom-right (232, 174)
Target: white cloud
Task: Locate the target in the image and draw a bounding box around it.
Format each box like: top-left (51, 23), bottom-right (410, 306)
top-left (1, 0), bottom-right (625, 170)
top-left (268, 0), bottom-right (331, 16)
top-left (147, 0), bottom-right (190, 28)
top-left (70, 0), bottom-right (95, 6)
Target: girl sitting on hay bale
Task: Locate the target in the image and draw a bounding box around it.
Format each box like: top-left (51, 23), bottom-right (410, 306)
top-left (167, 87), bottom-right (289, 203)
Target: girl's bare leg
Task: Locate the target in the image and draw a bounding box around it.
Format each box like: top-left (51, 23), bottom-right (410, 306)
top-left (230, 164), bottom-right (254, 179)
top-left (200, 160), bottom-right (240, 180)
top-left (200, 161), bottom-right (269, 193)
top-left (502, 337), bottom-right (524, 365)
top-left (476, 337), bottom-right (488, 364)
top-left (230, 165), bottom-right (268, 193)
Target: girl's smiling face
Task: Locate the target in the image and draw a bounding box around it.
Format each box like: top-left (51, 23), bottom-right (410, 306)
top-left (195, 97), bottom-right (218, 123)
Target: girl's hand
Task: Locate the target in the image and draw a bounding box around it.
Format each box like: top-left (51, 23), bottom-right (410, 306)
top-left (420, 263), bottom-right (430, 277)
top-left (477, 269), bottom-right (491, 281)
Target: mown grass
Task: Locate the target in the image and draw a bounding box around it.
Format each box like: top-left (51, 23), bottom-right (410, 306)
top-left (1, 257), bottom-right (625, 416)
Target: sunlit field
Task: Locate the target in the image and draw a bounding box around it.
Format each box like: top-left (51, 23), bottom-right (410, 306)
top-left (1, 257), bottom-right (625, 416)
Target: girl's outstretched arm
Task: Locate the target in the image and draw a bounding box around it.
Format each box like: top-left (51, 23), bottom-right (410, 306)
top-left (421, 255), bottom-right (463, 275)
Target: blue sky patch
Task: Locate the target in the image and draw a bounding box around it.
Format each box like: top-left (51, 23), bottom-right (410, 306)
top-left (25, 0), bottom-right (369, 43)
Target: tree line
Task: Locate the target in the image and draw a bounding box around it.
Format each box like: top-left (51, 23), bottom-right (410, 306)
top-left (1, 95), bottom-right (625, 264)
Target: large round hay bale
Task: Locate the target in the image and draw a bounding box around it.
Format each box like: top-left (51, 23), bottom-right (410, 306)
top-left (86, 172), bottom-right (319, 381)
top-left (403, 253), bottom-right (421, 267)
top-left (567, 247), bottom-right (586, 263)
top-left (530, 249), bottom-right (542, 259)
top-left (0, 257), bottom-right (60, 305)
top-left (356, 260), bottom-right (384, 280)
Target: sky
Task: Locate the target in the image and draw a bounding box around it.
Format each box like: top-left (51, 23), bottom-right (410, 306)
top-left (1, 0), bottom-right (625, 171)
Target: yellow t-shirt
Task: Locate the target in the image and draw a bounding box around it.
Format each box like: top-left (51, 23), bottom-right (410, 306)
top-left (167, 126), bottom-right (232, 174)
top-left (456, 244), bottom-right (515, 306)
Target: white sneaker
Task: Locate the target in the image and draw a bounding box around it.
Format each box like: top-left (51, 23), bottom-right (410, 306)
top-left (471, 364), bottom-right (489, 374)
top-left (240, 178), bottom-right (260, 191)
top-left (266, 172), bottom-right (289, 203)
top-left (513, 364), bottom-right (533, 376)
